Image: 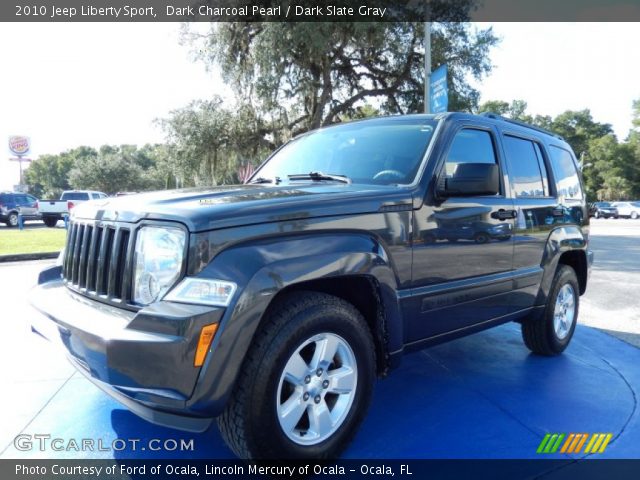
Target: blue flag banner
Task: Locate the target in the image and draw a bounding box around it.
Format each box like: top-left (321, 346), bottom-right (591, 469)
top-left (430, 64), bottom-right (448, 113)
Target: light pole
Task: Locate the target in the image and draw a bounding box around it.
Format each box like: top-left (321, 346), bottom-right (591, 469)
top-left (424, 21), bottom-right (431, 114)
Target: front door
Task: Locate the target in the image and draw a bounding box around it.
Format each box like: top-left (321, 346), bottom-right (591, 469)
top-left (408, 125), bottom-right (516, 342)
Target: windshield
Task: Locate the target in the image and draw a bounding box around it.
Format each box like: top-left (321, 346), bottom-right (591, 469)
top-left (253, 118), bottom-right (438, 185)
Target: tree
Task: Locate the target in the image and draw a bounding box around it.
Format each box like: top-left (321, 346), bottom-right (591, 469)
top-left (477, 99), bottom-right (532, 122)
top-left (67, 145), bottom-right (169, 194)
top-left (24, 146), bottom-right (96, 198)
top-left (158, 97), bottom-right (271, 186)
top-left (185, 18), bottom-right (498, 135)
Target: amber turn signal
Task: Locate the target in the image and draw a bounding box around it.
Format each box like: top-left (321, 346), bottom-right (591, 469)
top-left (194, 323), bottom-right (219, 367)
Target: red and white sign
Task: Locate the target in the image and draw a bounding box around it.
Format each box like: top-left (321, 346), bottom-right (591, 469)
top-left (8, 135), bottom-right (30, 156)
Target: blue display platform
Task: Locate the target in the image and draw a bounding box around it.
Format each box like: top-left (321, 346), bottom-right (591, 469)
top-left (3, 322), bottom-right (638, 463)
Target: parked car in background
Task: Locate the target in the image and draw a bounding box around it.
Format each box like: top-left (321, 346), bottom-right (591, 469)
top-left (611, 201), bottom-right (640, 219)
top-left (38, 190), bottom-right (108, 227)
top-left (0, 191), bottom-right (41, 227)
top-left (590, 202), bottom-right (618, 219)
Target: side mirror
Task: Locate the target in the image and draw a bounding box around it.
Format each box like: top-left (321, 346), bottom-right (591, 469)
top-left (438, 163), bottom-right (499, 197)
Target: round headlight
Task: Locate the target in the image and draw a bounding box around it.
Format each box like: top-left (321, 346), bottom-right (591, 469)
top-left (133, 226), bottom-right (186, 305)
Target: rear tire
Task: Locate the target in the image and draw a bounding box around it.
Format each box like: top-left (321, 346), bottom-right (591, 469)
top-left (7, 212), bottom-right (18, 228)
top-left (217, 291), bottom-right (376, 459)
top-left (522, 265), bottom-right (579, 356)
top-left (474, 232), bottom-right (490, 244)
top-left (43, 217), bottom-right (58, 228)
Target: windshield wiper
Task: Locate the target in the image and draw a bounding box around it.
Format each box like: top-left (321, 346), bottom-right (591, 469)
top-left (287, 172), bottom-right (351, 184)
top-left (249, 176), bottom-right (281, 184)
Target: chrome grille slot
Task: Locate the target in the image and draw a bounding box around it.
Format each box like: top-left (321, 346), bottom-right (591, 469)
top-left (63, 220), bottom-right (133, 305)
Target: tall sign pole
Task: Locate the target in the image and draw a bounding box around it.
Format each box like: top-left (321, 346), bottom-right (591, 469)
top-left (424, 21), bottom-right (431, 114)
top-left (8, 135), bottom-right (32, 191)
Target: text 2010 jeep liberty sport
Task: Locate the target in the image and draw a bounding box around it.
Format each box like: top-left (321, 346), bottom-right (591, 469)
top-left (31, 113), bottom-right (593, 459)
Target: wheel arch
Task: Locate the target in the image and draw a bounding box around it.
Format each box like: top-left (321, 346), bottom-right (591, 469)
top-left (186, 232), bottom-right (403, 415)
top-left (535, 225), bottom-right (589, 305)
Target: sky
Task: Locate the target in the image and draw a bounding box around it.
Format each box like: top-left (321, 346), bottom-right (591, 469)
top-left (1, 22), bottom-right (639, 191)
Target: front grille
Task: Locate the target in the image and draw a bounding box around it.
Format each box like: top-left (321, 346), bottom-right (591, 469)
top-left (63, 220), bottom-right (134, 306)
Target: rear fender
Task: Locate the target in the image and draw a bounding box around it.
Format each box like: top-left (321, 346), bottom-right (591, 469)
top-left (535, 226), bottom-right (588, 306)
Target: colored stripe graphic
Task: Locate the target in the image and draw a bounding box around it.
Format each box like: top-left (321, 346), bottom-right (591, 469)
top-left (538, 433), bottom-right (613, 454)
top-left (544, 434), bottom-right (558, 453)
top-left (537, 434), bottom-right (551, 453)
top-left (550, 434), bottom-right (565, 453)
top-left (598, 434), bottom-right (613, 453)
top-left (574, 433), bottom-right (588, 453)
top-left (560, 433), bottom-right (575, 453)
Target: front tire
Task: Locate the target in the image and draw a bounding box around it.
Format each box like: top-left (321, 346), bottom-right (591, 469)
top-left (522, 265), bottom-right (579, 356)
top-left (217, 291), bottom-right (376, 459)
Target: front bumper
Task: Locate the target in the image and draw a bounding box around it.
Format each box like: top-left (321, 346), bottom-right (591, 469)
top-left (30, 266), bottom-right (225, 432)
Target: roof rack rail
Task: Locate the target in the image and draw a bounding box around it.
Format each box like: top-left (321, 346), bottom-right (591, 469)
top-left (479, 112), bottom-right (564, 141)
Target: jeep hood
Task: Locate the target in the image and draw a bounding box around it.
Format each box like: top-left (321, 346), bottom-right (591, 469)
top-left (71, 183), bottom-right (412, 232)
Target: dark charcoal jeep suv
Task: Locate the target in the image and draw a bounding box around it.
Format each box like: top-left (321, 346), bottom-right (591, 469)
top-left (31, 113), bottom-right (593, 459)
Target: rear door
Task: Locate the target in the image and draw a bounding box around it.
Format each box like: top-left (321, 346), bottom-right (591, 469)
top-left (500, 132), bottom-right (557, 312)
top-left (16, 194), bottom-right (38, 217)
top-left (409, 123), bottom-right (516, 342)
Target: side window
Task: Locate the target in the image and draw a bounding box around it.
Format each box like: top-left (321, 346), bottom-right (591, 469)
top-left (91, 193), bottom-right (99, 199)
top-left (26, 195), bottom-right (37, 204)
top-left (502, 135), bottom-right (547, 197)
top-left (16, 195), bottom-right (29, 206)
top-left (549, 146), bottom-right (583, 200)
top-left (445, 128), bottom-right (497, 177)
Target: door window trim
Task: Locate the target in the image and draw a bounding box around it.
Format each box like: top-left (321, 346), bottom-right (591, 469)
top-left (500, 131), bottom-right (555, 199)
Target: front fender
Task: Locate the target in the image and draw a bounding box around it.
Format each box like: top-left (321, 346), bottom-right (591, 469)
top-left (185, 233), bottom-right (401, 415)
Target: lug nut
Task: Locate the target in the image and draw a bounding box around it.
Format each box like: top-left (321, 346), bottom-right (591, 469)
top-left (304, 375), bottom-right (311, 384)
top-left (322, 380), bottom-right (329, 389)
top-left (316, 368), bottom-right (323, 376)
top-left (303, 392), bottom-right (310, 401)
top-left (314, 395), bottom-right (321, 404)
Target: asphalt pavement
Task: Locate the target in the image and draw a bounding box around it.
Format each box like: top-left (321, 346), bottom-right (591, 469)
top-left (0, 219), bottom-right (638, 463)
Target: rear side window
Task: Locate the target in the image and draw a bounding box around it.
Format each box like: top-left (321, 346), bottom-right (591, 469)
top-left (0, 194), bottom-right (10, 203)
top-left (502, 135), bottom-right (548, 197)
top-left (61, 192), bottom-right (90, 201)
top-left (549, 146), bottom-right (583, 200)
top-left (445, 128), bottom-right (497, 176)
top-left (15, 195), bottom-right (30, 205)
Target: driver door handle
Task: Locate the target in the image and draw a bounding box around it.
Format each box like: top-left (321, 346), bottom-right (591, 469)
top-left (491, 209), bottom-right (517, 220)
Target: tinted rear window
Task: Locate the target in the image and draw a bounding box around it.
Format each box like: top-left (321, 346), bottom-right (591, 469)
top-left (61, 192), bottom-right (90, 201)
top-left (549, 146), bottom-right (583, 200)
top-left (503, 135), bottom-right (547, 197)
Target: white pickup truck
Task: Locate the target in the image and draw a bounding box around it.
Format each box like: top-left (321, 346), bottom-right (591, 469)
top-left (38, 190), bottom-right (108, 227)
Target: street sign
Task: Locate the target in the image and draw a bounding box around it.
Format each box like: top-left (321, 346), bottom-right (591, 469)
top-left (429, 64), bottom-right (448, 113)
top-left (8, 135), bottom-right (30, 156)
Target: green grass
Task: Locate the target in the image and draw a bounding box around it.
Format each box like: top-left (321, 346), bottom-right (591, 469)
top-left (0, 227), bottom-right (66, 255)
